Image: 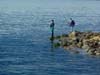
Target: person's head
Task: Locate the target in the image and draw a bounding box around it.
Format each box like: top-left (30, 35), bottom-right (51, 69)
top-left (51, 20), bottom-right (54, 22)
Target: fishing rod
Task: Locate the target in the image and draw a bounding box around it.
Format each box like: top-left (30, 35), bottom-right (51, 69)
top-left (59, 10), bottom-right (70, 26)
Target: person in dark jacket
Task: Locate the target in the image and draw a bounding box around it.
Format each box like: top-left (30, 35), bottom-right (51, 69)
top-left (69, 18), bottom-right (75, 32)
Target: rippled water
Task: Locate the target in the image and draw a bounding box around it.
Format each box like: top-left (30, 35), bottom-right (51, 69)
top-left (0, 0), bottom-right (100, 75)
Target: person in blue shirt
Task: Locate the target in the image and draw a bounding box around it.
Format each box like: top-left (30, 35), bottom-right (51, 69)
top-left (50, 20), bottom-right (55, 40)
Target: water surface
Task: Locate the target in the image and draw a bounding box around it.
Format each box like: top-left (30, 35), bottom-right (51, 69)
top-left (0, 0), bottom-right (100, 75)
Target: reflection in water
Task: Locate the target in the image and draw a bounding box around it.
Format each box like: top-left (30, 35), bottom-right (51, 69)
top-left (50, 26), bottom-right (55, 52)
top-left (50, 39), bottom-right (54, 52)
top-left (50, 39), bottom-right (57, 63)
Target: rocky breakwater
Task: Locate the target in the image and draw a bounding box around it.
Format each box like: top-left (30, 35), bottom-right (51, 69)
top-left (53, 31), bottom-right (100, 56)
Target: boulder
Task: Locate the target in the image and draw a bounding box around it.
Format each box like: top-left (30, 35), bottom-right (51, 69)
top-left (87, 49), bottom-right (96, 55)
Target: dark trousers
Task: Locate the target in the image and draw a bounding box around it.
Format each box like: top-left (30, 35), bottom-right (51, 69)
top-left (51, 27), bottom-right (54, 40)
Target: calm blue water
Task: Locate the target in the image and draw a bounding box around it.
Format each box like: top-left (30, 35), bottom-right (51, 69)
top-left (0, 0), bottom-right (100, 75)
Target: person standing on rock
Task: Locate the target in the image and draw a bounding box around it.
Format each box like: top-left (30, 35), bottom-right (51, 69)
top-left (50, 20), bottom-right (55, 40)
top-left (69, 18), bottom-right (75, 32)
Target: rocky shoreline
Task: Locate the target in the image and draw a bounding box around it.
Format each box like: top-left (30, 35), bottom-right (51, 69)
top-left (52, 31), bottom-right (100, 56)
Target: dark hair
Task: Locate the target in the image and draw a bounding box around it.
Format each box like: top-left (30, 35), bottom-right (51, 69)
top-left (51, 20), bottom-right (54, 22)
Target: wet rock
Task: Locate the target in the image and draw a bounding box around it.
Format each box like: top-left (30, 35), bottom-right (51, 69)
top-left (68, 31), bottom-right (80, 40)
top-left (87, 49), bottom-right (96, 55)
top-left (82, 45), bottom-right (90, 52)
top-left (54, 35), bottom-right (61, 39)
top-left (77, 42), bottom-right (83, 48)
top-left (95, 52), bottom-right (100, 56)
top-left (95, 48), bottom-right (100, 55)
top-left (54, 42), bottom-right (60, 48)
top-left (60, 38), bottom-right (70, 46)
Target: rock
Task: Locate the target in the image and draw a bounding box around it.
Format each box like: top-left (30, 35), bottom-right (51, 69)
top-left (60, 38), bottom-right (69, 46)
top-left (68, 31), bottom-right (78, 40)
top-left (98, 42), bottom-right (100, 45)
top-left (54, 42), bottom-right (60, 48)
top-left (62, 34), bottom-right (68, 37)
top-left (54, 35), bottom-right (61, 39)
top-left (88, 49), bottom-right (96, 55)
top-left (51, 31), bottom-right (100, 56)
top-left (82, 45), bottom-right (90, 50)
top-left (77, 42), bottom-right (83, 48)
top-left (96, 52), bottom-right (100, 56)
top-left (95, 49), bottom-right (100, 55)
top-left (92, 36), bottom-right (100, 41)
